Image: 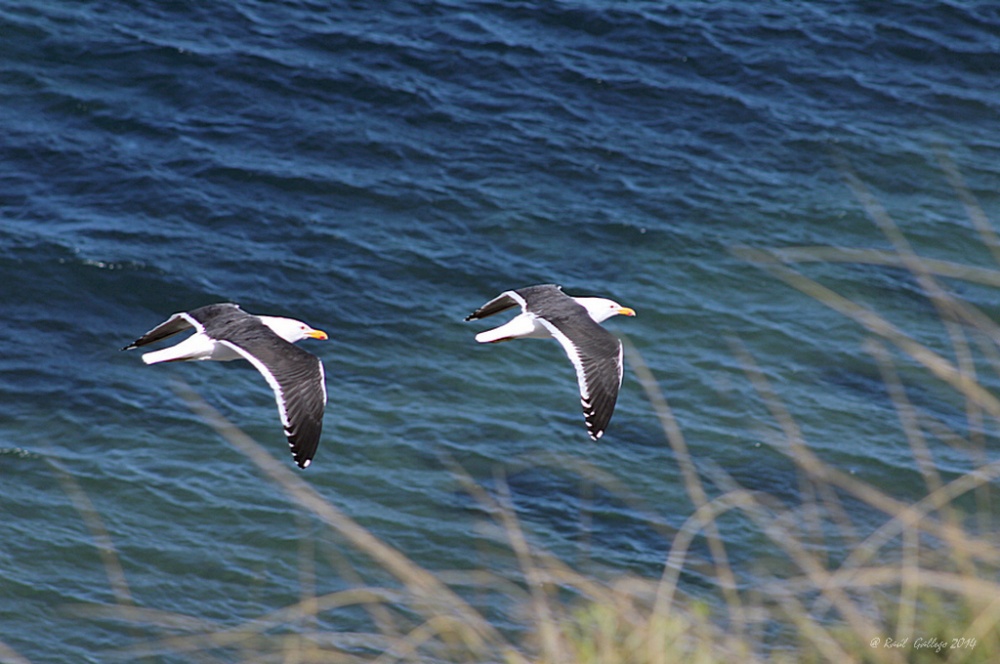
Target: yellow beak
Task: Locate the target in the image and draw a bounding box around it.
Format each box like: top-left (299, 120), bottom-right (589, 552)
top-left (618, 307), bottom-right (636, 317)
top-left (307, 329), bottom-right (329, 340)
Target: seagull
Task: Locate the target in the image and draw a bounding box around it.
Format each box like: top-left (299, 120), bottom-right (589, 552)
top-left (122, 303), bottom-right (329, 469)
top-left (465, 284), bottom-right (635, 440)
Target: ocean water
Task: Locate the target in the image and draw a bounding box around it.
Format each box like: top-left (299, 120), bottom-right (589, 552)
top-left (1, 1), bottom-right (999, 661)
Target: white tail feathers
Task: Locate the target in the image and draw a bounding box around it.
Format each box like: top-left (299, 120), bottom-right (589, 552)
top-left (141, 346), bottom-right (190, 364)
top-left (139, 333), bottom-right (239, 364)
top-left (474, 313), bottom-right (551, 344)
top-left (475, 328), bottom-right (511, 344)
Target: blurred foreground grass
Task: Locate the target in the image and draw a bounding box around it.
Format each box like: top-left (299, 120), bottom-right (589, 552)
top-left (14, 154), bottom-right (1000, 663)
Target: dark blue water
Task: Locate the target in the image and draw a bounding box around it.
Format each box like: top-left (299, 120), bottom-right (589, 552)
top-left (2, 1), bottom-right (999, 661)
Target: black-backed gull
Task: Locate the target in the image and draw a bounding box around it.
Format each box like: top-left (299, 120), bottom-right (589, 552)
top-left (465, 284), bottom-right (635, 440)
top-left (123, 303), bottom-right (328, 469)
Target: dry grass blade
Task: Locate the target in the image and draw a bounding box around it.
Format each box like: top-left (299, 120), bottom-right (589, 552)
top-left (864, 339), bottom-right (945, 496)
top-left (731, 312), bottom-right (1000, 567)
top-left (790, 568), bottom-right (1000, 602)
top-left (767, 245), bottom-right (1000, 353)
top-left (622, 336), bottom-right (746, 635)
top-left (935, 147), bottom-right (1000, 266)
top-left (768, 246), bottom-right (1000, 289)
top-left (441, 453), bottom-right (613, 606)
top-left (865, 338), bottom-right (977, 579)
top-left (726, 155), bottom-right (1000, 662)
top-left (173, 381), bottom-right (511, 660)
top-left (732, 246), bottom-right (1000, 422)
top-left (652, 490), bottom-right (755, 620)
top-left (770, 591), bottom-right (856, 664)
top-left (62, 603), bottom-right (215, 632)
top-left (827, 457), bottom-right (1000, 582)
top-left (699, 468), bottom-right (903, 664)
top-left (506, 450), bottom-right (679, 543)
top-left (838, 153), bottom-right (997, 543)
top-left (0, 640), bottom-right (33, 664)
top-left (106, 588), bottom-right (405, 659)
top-left (439, 454), bottom-right (757, 664)
top-left (491, 469), bottom-right (564, 664)
top-left (49, 459), bottom-right (133, 608)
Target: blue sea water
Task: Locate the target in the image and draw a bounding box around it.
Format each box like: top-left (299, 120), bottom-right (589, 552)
top-left (1, 1), bottom-right (999, 661)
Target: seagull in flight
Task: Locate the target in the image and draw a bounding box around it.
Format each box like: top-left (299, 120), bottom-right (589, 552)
top-left (123, 303), bottom-right (328, 468)
top-left (466, 284), bottom-right (635, 440)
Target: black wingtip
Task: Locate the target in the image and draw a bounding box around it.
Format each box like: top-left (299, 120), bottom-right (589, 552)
top-left (288, 431), bottom-right (320, 469)
top-left (289, 442), bottom-right (315, 469)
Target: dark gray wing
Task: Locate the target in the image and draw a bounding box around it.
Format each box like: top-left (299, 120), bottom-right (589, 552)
top-left (216, 317), bottom-right (327, 469)
top-left (465, 292), bottom-right (521, 321)
top-left (121, 303), bottom-right (245, 350)
top-left (465, 284), bottom-right (564, 321)
top-left (122, 313), bottom-right (200, 350)
top-left (533, 297), bottom-right (624, 441)
top-left (514, 284), bottom-right (572, 315)
top-left (185, 303), bottom-right (252, 335)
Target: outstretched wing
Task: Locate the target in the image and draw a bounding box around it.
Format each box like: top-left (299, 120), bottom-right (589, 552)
top-left (465, 284), bottom-right (567, 321)
top-left (536, 315), bottom-right (623, 441)
top-left (218, 326), bottom-right (327, 469)
top-left (122, 303), bottom-right (247, 351)
top-left (122, 312), bottom-right (200, 351)
top-left (465, 290), bottom-right (524, 321)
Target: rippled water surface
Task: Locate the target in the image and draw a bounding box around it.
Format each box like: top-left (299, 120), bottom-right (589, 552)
top-left (1, 1), bottom-right (999, 661)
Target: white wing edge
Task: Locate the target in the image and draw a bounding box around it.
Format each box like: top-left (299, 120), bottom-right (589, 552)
top-left (317, 360), bottom-right (328, 405)
top-left (616, 342), bottom-right (624, 389)
top-left (537, 318), bottom-right (591, 403)
top-left (218, 340), bottom-right (292, 432)
top-left (505, 289), bottom-right (529, 312)
top-left (537, 318), bottom-right (624, 441)
top-left (178, 312), bottom-right (207, 334)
